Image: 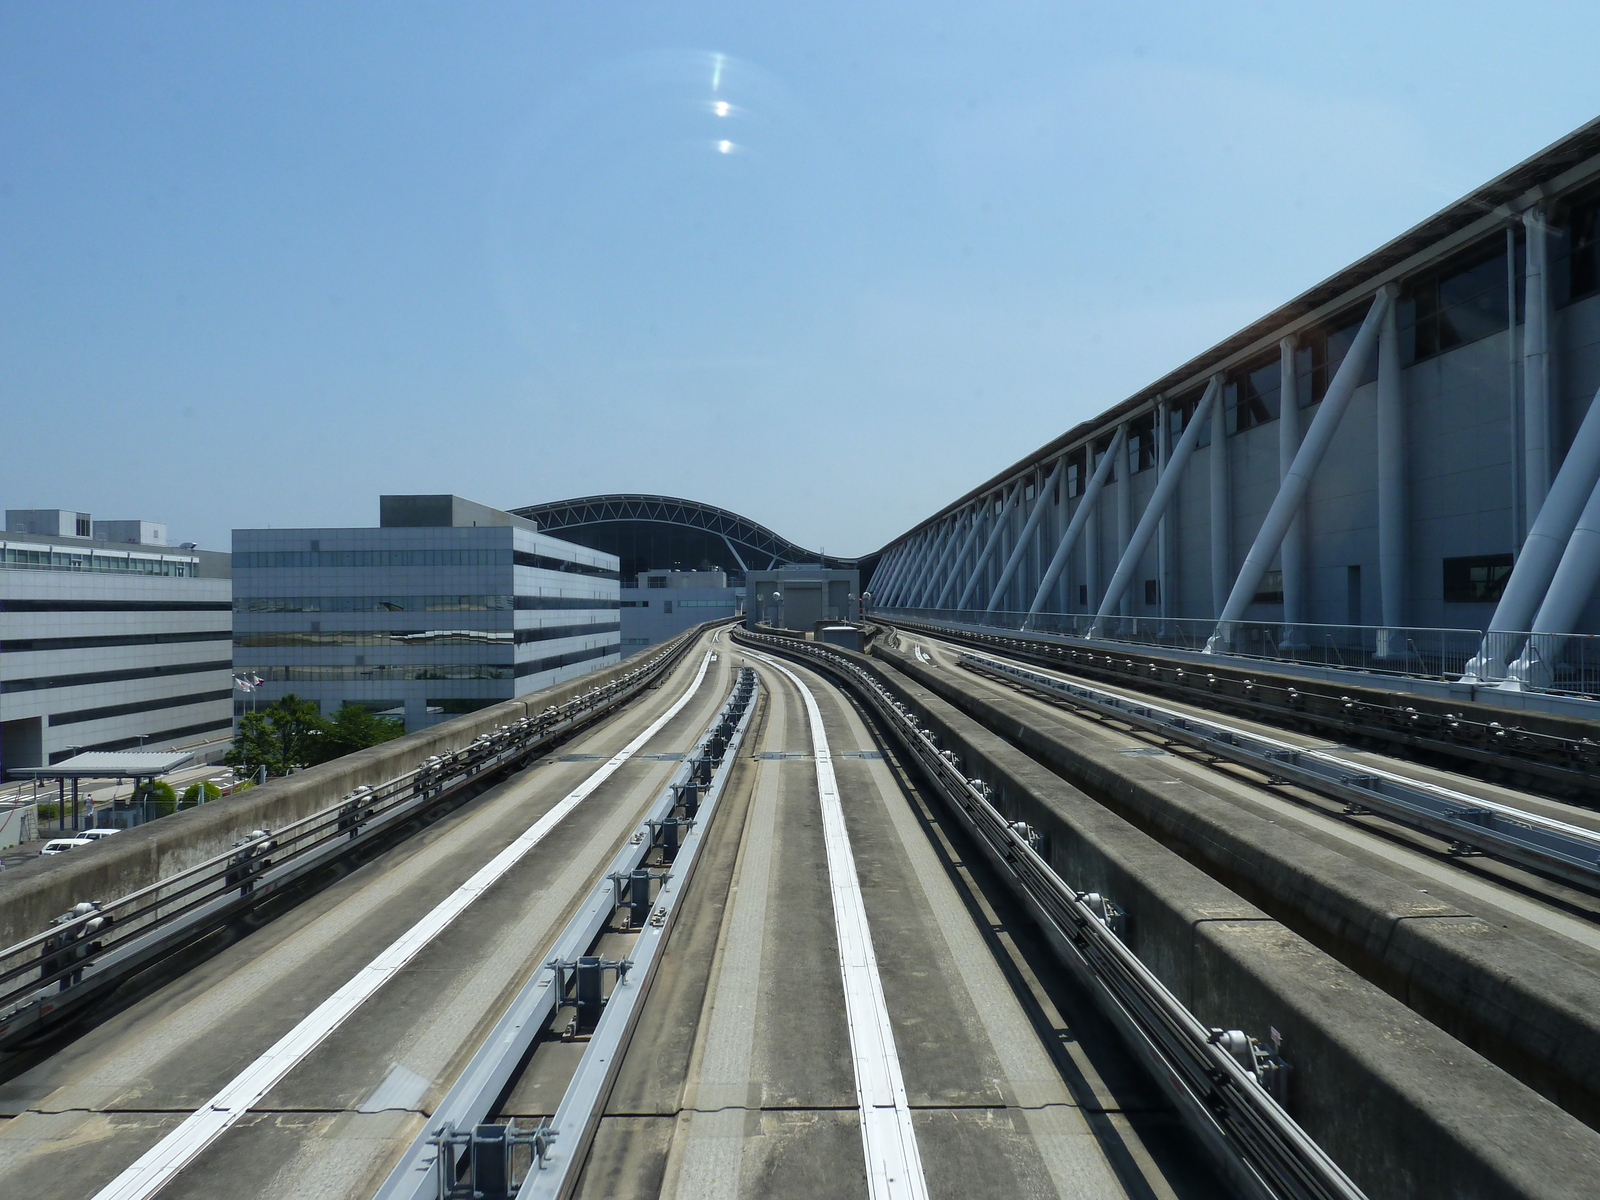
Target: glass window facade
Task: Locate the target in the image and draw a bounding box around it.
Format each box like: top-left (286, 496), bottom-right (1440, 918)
top-left (233, 594), bottom-right (618, 613)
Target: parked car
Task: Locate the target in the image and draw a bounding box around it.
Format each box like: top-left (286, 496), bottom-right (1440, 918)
top-left (78, 828), bottom-right (119, 841)
top-left (40, 838), bottom-right (95, 856)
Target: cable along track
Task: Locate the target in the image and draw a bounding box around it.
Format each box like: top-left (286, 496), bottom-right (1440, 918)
top-left (733, 627), bottom-right (1368, 1200)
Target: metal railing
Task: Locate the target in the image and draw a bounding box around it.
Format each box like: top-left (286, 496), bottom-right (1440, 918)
top-left (0, 627), bottom-right (708, 1047)
top-left (734, 627), bottom-right (1367, 1200)
top-left (959, 648), bottom-right (1600, 891)
top-left (876, 607), bottom-right (1600, 697)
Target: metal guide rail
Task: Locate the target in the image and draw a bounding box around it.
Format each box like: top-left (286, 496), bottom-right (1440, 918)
top-left (732, 627), bottom-right (1367, 1200)
top-left (0, 628), bottom-right (707, 1049)
top-left (372, 666), bottom-right (758, 1200)
top-left (884, 616), bottom-right (1600, 790)
top-left (957, 649), bottom-right (1600, 891)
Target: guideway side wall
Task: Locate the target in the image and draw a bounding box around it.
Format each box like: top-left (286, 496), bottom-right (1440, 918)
top-left (762, 637), bottom-right (1600, 1200)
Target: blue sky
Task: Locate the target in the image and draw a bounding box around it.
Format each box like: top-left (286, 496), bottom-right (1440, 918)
top-left (4, 3), bottom-right (1598, 555)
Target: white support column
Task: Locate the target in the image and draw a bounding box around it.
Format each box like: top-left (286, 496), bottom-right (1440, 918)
top-left (1278, 336), bottom-right (1307, 645)
top-left (1030, 427), bottom-right (1126, 616)
top-left (1507, 223), bottom-right (1526, 550)
top-left (933, 512), bottom-right (986, 609)
top-left (1155, 396), bottom-right (1173, 622)
top-left (1209, 289), bottom-right (1392, 647)
top-left (1376, 296), bottom-right (1407, 651)
top-left (1509, 472), bottom-right (1600, 687)
top-left (918, 516), bottom-right (966, 608)
top-left (1208, 373), bottom-right (1231, 618)
top-left (872, 543), bottom-right (908, 607)
top-left (1093, 381), bottom-right (1219, 635)
top-left (988, 459), bottom-right (1065, 611)
top-left (957, 486), bottom-right (1020, 609)
top-left (883, 535), bottom-right (926, 606)
top-left (1524, 206), bottom-right (1552, 523)
top-left (1465, 379), bottom-right (1600, 678)
top-left (1117, 424), bottom-right (1133, 619)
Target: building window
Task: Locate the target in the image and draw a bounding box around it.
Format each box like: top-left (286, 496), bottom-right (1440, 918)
top-left (1168, 386), bottom-right (1211, 448)
top-left (1128, 412), bottom-right (1157, 471)
top-left (1066, 450), bottom-right (1085, 498)
top-left (75, 516), bottom-right (91, 537)
top-left (1227, 356), bottom-right (1280, 435)
top-left (1077, 583), bottom-right (1088, 605)
top-left (1560, 198), bottom-right (1600, 304)
top-left (1252, 570), bottom-right (1283, 604)
top-left (663, 600), bottom-right (673, 614)
top-left (1442, 554), bottom-right (1514, 603)
top-left (1143, 579), bottom-right (1159, 605)
top-left (1398, 245), bottom-right (1510, 364)
top-left (647, 576), bottom-right (667, 588)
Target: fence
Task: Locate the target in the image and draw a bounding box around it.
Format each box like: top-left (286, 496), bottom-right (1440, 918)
top-left (876, 607), bottom-right (1600, 698)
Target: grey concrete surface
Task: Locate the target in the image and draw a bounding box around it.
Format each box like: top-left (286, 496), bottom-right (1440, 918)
top-left (804, 636), bottom-right (1600, 1199)
top-left (890, 635), bottom-right (1600, 1130)
top-left (0, 635), bottom-right (734, 1200)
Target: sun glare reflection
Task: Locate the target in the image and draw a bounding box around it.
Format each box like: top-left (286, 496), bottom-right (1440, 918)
top-left (718, 140), bottom-right (734, 154)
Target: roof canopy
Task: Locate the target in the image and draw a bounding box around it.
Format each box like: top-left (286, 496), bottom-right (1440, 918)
top-left (7, 750), bottom-right (194, 780)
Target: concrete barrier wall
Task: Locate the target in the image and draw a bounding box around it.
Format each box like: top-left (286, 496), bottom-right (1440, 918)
top-left (754, 636), bottom-right (1600, 1200)
top-left (0, 625), bottom-right (716, 949)
top-left (879, 644), bottom-right (1600, 1131)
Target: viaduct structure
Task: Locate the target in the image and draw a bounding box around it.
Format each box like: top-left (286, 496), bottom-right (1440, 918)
top-left (869, 117), bottom-right (1600, 694)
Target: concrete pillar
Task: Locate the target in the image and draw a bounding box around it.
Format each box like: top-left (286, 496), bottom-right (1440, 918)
top-left (1093, 382), bottom-right (1219, 635)
top-left (1030, 426), bottom-right (1126, 616)
top-left (1278, 336), bottom-right (1307, 643)
top-left (1377, 295), bottom-right (1407, 645)
top-left (1507, 223), bottom-right (1526, 550)
top-left (1524, 207), bottom-right (1552, 523)
top-left (1209, 288), bottom-right (1392, 646)
top-left (1208, 373), bottom-right (1231, 618)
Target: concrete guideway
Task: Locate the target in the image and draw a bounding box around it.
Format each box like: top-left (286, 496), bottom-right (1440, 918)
top-left (84, 652), bottom-right (718, 1200)
top-left (741, 650), bottom-right (927, 1200)
top-left (0, 635), bottom-right (739, 1200)
top-left (871, 624), bottom-right (1600, 1189)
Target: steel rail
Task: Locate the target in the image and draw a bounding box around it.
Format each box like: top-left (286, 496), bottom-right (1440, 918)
top-left (732, 627), bottom-right (1368, 1200)
top-left (954, 648), bottom-right (1600, 890)
top-left (371, 668), bottom-right (759, 1200)
top-left (0, 626), bottom-right (711, 1046)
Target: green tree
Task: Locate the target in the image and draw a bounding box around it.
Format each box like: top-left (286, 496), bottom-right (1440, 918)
top-left (305, 704), bottom-right (404, 765)
top-left (225, 693), bottom-right (326, 778)
top-left (131, 779), bottom-right (179, 817)
top-left (180, 780), bottom-right (223, 806)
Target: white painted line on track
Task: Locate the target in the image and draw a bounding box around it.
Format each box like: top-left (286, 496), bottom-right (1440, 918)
top-left (90, 650), bottom-right (716, 1200)
top-left (746, 650), bottom-right (929, 1200)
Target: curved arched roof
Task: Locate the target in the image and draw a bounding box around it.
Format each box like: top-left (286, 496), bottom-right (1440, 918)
top-left (510, 494), bottom-right (861, 583)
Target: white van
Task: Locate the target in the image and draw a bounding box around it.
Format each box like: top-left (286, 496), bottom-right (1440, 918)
top-left (78, 828), bottom-right (120, 841)
top-left (40, 837), bottom-right (94, 856)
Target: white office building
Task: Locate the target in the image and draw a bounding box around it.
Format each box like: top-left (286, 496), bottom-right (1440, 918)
top-left (232, 496), bottom-right (621, 732)
top-left (620, 569), bottom-right (741, 652)
top-left (1, 509), bottom-right (233, 771)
